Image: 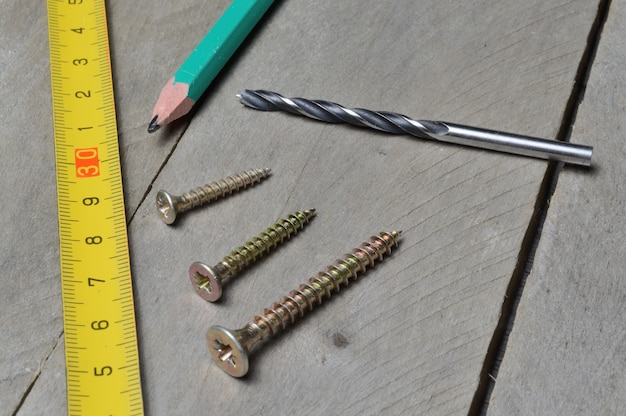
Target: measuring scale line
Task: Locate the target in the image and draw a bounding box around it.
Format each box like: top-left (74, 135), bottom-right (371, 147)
top-left (47, 0), bottom-right (144, 414)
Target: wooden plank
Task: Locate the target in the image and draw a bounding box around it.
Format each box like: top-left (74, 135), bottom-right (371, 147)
top-left (487, 1), bottom-right (626, 414)
top-left (0, 3), bottom-right (64, 413)
top-left (106, 0), bottom-right (228, 212)
top-left (124, 1), bottom-right (599, 415)
top-left (2, 0), bottom-right (602, 414)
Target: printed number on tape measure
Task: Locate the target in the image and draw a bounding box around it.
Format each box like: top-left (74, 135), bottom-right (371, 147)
top-left (47, 0), bottom-right (143, 414)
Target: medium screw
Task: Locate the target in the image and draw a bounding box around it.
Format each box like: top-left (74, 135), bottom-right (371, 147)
top-left (206, 230), bottom-right (401, 377)
top-left (189, 209), bottom-right (317, 302)
top-left (156, 168), bottom-right (271, 224)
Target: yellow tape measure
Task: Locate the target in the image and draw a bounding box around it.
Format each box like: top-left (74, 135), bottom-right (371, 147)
top-left (47, 1), bottom-right (143, 414)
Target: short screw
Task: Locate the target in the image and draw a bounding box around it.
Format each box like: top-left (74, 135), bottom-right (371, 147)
top-left (189, 209), bottom-right (317, 302)
top-left (206, 230), bottom-right (401, 377)
top-left (156, 168), bottom-right (271, 224)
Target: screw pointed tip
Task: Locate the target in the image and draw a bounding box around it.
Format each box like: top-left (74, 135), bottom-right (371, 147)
top-left (301, 208), bottom-right (317, 218)
top-left (148, 115), bottom-right (160, 133)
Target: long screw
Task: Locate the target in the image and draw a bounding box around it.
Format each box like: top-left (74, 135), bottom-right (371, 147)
top-left (238, 89), bottom-right (593, 166)
top-left (156, 168), bottom-right (271, 224)
top-left (189, 210), bottom-right (316, 302)
top-left (206, 230), bottom-right (401, 377)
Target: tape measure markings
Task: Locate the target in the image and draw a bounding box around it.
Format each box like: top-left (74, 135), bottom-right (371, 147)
top-left (47, 0), bottom-right (143, 414)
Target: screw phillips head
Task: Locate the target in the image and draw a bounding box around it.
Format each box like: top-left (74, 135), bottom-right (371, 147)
top-left (189, 262), bottom-right (223, 302)
top-left (155, 168), bottom-right (272, 225)
top-left (189, 209), bottom-right (316, 302)
top-left (156, 190), bottom-right (180, 225)
top-left (206, 231), bottom-right (402, 377)
top-left (206, 326), bottom-right (250, 378)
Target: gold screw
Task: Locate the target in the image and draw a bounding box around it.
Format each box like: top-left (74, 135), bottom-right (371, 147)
top-left (156, 168), bottom-right (271, 224)
top-left (189, 209), bottom-right (317, 302)
top-left (206, 230), bottom-right (401, 377)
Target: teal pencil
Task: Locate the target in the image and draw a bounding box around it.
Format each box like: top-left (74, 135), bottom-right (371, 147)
top-left (148, 0), bottom-right (274, 133)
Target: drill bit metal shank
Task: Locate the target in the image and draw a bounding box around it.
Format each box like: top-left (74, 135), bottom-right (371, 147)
top-left (239, 89), bottom-right (592, 166)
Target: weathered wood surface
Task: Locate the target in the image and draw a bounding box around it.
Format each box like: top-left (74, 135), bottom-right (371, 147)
top-left (487, 1), bottom-right (626, 414)
top-left (0, 0), bottom-right (612, 414)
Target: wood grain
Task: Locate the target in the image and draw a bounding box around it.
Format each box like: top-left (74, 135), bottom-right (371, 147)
top-left (0, 2), bottom-right (62, 412)
top-left (487, 1), bottom-right (626, 413)
top-left (0, 0), bottom-right (607, 414)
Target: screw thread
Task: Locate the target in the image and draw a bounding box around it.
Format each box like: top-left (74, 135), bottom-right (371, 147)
top-left (180, 168), bottom-right (271, 212)
top-left (250, 231), bottom-right (400, 342)
top-left (220, 210), bottom-right (316, 277)
top-left (156, 168), bottom-right (272, 224)
top-left (207, 231), bottom-right (402, 377)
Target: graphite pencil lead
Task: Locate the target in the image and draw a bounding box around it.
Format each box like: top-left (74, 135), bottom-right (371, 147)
top-left (148, 116), bottom-right (160, 133)
top-left (147, 0), bottom-right (275, 131)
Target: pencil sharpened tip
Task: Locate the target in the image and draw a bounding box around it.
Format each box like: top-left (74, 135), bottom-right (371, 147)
top-left (148, 116), bottom-right (160, 133)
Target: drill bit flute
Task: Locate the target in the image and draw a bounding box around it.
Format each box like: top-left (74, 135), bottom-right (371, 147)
top-left (238, 90), bottom-right (592, 167)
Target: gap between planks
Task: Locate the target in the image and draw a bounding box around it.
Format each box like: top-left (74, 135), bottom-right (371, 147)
top-left (470, 1), bottom-right (613, 414)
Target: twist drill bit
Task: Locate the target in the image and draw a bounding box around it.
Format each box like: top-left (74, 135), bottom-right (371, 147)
top-left (238, 89), bottom-right (593, 166)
